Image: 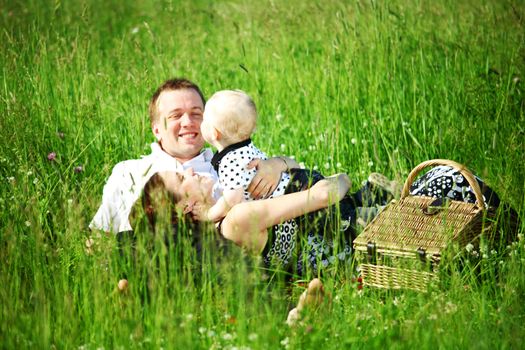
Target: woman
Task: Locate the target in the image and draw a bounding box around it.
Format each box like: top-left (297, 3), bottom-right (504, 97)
top-left (135, 168), bottom-right (356, 274)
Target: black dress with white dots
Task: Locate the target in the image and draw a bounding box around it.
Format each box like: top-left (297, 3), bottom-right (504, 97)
top-left (211, 139), bottom-right (297, 267)
top-left (409, 165), bottom-right (499, 207)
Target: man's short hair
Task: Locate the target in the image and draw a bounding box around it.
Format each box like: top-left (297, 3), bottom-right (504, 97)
top-left (148, 78), bottom-right (206, 125)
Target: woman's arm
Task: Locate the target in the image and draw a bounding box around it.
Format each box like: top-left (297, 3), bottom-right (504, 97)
top-left (220, 173), bottom-right (351, 253)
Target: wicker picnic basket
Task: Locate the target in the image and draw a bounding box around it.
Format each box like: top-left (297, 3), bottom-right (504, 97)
top-left (353, 159), bottom-right (495, 291)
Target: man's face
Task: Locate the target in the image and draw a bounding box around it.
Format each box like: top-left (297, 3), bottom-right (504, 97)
top-left (153, 89), bottom-right (205, 162)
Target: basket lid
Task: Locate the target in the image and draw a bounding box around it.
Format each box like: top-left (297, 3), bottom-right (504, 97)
top-left (353, 196), bottom-right (484, 255)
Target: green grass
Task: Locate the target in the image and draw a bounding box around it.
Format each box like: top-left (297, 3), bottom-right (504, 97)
top-left (1, 0), bottom-right (524, 348)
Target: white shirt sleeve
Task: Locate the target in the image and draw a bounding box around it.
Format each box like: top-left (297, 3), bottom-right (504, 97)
top-left (89, 162), bottom-right (137, 233)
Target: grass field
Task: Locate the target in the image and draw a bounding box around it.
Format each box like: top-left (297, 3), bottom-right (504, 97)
top-left (1, 0), bottom-right (524, 348)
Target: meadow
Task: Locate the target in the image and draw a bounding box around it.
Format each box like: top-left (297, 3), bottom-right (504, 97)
top-left (1, 0), bottom-right (524, 348)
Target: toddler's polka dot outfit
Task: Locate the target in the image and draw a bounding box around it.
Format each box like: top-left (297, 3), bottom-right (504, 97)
top-left (211, 139), bottom-right (298, 267)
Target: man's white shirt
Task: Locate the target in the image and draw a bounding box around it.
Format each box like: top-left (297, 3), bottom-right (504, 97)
top-left (89, 143), bottom-right (220, 233)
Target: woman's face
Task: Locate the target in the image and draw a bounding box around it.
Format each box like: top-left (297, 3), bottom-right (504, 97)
top-left (159, 169), bottom-right (215, 208)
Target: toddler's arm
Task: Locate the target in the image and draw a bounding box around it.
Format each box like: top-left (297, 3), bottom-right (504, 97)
top-left (206, 188), bottom-right (245, 222)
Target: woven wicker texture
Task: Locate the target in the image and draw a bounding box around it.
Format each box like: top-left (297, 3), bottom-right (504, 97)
top-left (360, 264), bottom-right (437, 291)
top-left (353, 159), bottom-right (494, 291)
top-left (353, 196), bottom-right (484, 256)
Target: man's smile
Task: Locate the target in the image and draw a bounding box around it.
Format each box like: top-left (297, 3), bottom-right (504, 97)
top-left (179, 132), bottom-right (199, 140)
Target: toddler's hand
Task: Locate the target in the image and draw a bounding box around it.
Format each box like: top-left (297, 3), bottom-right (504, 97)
top-left (190, 201), bottom-right (211, 221)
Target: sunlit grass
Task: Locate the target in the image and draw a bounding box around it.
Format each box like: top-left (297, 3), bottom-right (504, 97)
top-left (1, 0), bottom-right (524, 348)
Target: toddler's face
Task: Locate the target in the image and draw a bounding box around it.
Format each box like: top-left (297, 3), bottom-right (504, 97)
top-left (201, 109), bottom-right (217, 144)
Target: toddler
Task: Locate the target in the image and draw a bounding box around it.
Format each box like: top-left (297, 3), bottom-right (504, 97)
top-left (200, 90), bottom-right (395, 274)
top-left (201, 90), bottom-right (299, 267)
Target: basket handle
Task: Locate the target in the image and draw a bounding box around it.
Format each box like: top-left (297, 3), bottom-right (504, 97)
top-left (400, 159), bottom-right (485, 209)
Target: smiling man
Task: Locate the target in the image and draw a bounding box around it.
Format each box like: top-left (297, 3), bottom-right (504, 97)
top-left (90, 79), bottom-right (218, 233)
top-left (90, 78), bottom-right (292, 234)
top-left (151, 81), bottom-right (206, 162)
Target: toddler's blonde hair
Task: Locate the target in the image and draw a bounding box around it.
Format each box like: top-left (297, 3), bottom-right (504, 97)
top-left (205, 90), bottom-right (257, 143)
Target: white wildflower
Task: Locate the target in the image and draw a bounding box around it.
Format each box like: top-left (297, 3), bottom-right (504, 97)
top-left (324, 163), bottom-right (330, 170)
top-left (299, 162), bottom-right (305, 169)
top-left (280, 144), bottom-right (286, 151)
top-left (275, 113), bottom-right (283, 121)
top-left (131, 27), bottom-right (139, 34)
top-left (221, 333), bottom-right (233, 341)
top-left (351, 138), bottom-right (357, 144)
top-left (25, 221), bottom-right (31, 227)
top-left (33, 178), bottom-right (39, 185)
top-left (465, 243), bottom-right (474, 253)
top-left (367, 161), bottom-right (373, 167)
top-left (27, 170), bottom-right (33, 176)
top-left (248, 333), bottom-right (258, 341)
top-left (445, 302), bottom-right (457, 314)
top-left (198, 327), bottom-right (206, 334)
top-left (336, 162), bottom-right (342, 168)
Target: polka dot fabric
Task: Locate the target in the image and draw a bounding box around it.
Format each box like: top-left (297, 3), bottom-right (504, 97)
top-left (409, 165), bottom-right (499, 208)
top-left (213, 141), bottom-right (296, 266)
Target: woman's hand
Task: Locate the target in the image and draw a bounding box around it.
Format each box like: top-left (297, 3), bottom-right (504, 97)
top-left (246, 157), bottom-right (292, 199)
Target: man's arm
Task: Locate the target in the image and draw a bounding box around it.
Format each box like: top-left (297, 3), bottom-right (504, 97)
top-left (89, 161), bottom-right (139, 233)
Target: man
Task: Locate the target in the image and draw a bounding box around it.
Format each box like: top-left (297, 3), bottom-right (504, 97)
top-left (90, 78), bottom-right (293, 233)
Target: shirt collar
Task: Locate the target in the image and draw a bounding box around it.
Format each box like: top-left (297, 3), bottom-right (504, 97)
top-left (150, 142), bottom-right (213, 161)
top-left (211, 138), bottom-right (252, 171)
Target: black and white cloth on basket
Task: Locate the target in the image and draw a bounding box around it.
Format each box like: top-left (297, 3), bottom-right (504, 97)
top-left (409, 165), bottom-right (500, 208)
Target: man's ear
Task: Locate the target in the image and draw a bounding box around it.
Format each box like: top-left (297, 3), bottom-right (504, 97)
top-left (152, 123), bottom-right (162, 141)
